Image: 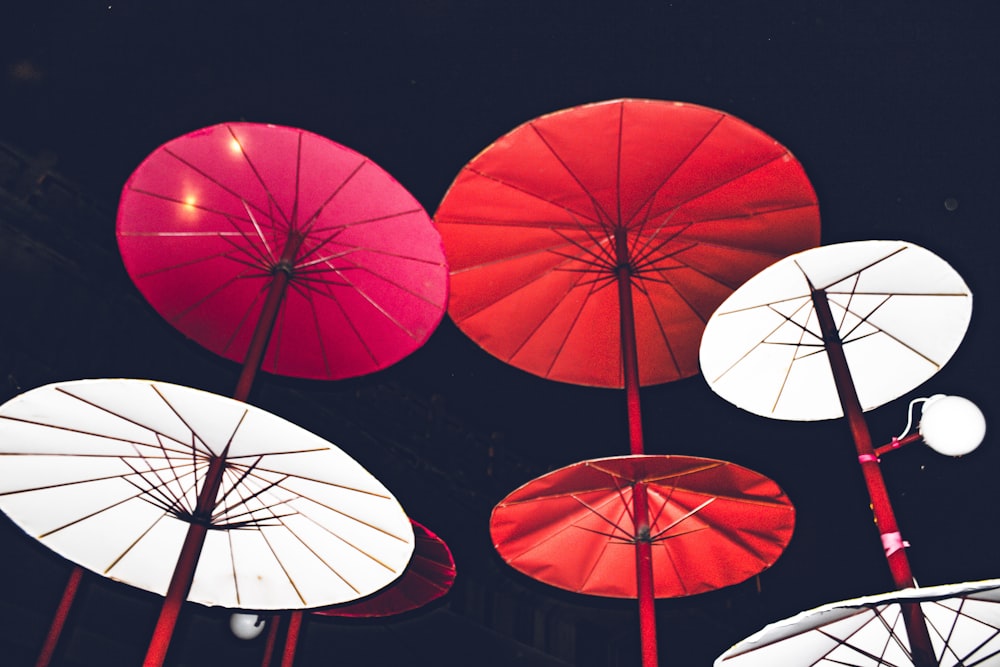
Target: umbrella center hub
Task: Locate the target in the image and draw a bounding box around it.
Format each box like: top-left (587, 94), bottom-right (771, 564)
top-left (272, 260), bottom-right (295, 277)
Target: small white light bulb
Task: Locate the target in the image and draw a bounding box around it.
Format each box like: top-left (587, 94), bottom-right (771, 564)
top-left (919, 395), bottom-right (986, 457)
top-left (229, 612), bottom-right (266, 640)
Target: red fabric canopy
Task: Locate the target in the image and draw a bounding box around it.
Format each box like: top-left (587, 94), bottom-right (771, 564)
top-left (435, 99), bottom-right (819, 388)
top-left (118, 122), bottom-right (448, 382)
top-left (490, 455), bottom-right (795, 599)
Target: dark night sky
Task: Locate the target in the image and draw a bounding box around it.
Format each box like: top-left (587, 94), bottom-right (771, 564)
top-left (1, 2), bottom-right (999, 665)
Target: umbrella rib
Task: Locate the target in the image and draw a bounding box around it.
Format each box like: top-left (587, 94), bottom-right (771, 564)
top-left (529, 120), bottom-right (619, 229)
top-left (237, 464), bottom-right (394, 500)
top-left (298, 259), bottom-right (445, 314)
top-left (539, 280), bottom-right (605, 379)
top-left (708, 297), bottom-right (818, 386)
top-left (295, 159), bottom-right (367, 238)
top-left (123, 187), bottom-right (267, 229)
top-left (296, 259), bottom-right (438, 338)
top-left (157, 145), bottom-right (288, 228)
top-left (239, 198), bottom-right (279, 266)
top-left (938, 597), bottom-right (1000, 666)
top-left (631, 276), bottom-right (684, 377)
top-left (636, 149), bottom-right (795, 232)
top-left (212, 455), bottom-right (268, 518)
top-left (648, 497), bottom-right (717, 541)
top-left (769, 303), bottom-right (818, 414)
top-left (104, 514), bottom-right (170, 577)
top-left (458, 166), bottom-right (603, 231)
top-left (812, 246), bottom-right (909, 292)
top-left (219, 280), bottom-right (269, 357)
top-left (814, 623), bottom-right (909, 667)
top-left (287, 272), bottom-right (380, 368)
top-left (116, 452), bottom-right (194, 516)
top-left (294, 205), bottom-right (430, 270)
top-left (227, 530), bottom-right (242, 607)
top-left (620, 111), bottom-right (725, 231)
top-left (151, 384), bottom-right (247, 460)
top-left (0, 415), bottom-right (195, 456)
top-left (51, 387), bottom-right (213, 457)
top-left (37, 487), bottom-right (152, 539)
top-left (293, 498), bottom-right (405, 577)
top-left (221, 124), bottom-right (293, 228)
top-left (550, 219), bottom-right (617, 271)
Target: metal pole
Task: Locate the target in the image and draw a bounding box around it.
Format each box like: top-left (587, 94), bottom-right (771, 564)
top-left (811, 288), bottom-right (936, 667)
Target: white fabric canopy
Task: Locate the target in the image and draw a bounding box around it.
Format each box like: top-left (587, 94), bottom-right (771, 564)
top-left (699, 240), bottom-right (972, 421)
top-left (715, 579), bottom-right (1000, 666)
top-left (0, 379), bottom-right (414, 610)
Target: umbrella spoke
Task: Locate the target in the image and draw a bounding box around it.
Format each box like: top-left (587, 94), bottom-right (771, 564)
top-left (219, 125), bottom-right (293, 229)
top-left (815, 622), bottom-right (910, 667)
top-left (648, 497), bottom-right (716, 540)
top-left (219, 280), bottom-right (269, 356)
top-left (642, 149), bottom-right (792, 231)
top-left (238, 198), bottom-right (279, 266)
top-left (117, 453), bottom-right (197, 516)
top-left (295, 158), bottom-right (367, 238)
top-left (632, 276), bottom-right (684, 377)
top-left (156, 147), bottom-right (286, 228)
top-left (550, 216), bottom-right (617, 270)
top-left (620, 109), bottom-right (723, 231)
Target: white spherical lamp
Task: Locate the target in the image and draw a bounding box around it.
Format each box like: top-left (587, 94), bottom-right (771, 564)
top-left (229, 612), bottom-right (266, 640)
top-left (919, 394), bottom-right (986, 457)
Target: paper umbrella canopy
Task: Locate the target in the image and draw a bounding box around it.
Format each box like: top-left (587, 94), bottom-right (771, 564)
top-left (0, 379), bottom-right (415, 610)
top-left (715, 579), bottom-right (1000, 666)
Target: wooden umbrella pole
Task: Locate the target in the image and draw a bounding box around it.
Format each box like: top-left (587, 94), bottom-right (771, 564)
top-left (811, 288), bottom-right (936, 667)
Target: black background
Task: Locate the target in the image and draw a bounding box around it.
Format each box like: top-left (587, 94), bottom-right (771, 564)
top-left (1, 2), bottom-right (998, 665)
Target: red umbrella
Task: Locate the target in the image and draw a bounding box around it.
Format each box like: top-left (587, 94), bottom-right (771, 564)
top-left (436, 99), bottom-right (816, 665)
top-left (256, 520), bottom-right (456, 667)
top-left (117, 122), bottom-right (449, 395)
top-left (434, 99), bottom-right (819, 445)
top-left (491, 455), bottom-right (795, 599)
top-left (314, 520), bottom-right (456, 618)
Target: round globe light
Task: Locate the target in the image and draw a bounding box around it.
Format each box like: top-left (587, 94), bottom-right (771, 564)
top-left (919, 395), bottom-right (986, 457)
top-left (229, 612), bottom-right (266, 640)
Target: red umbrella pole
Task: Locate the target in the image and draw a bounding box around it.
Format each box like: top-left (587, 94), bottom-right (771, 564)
top-left (633, 481), bottom-right (658, 667)
top-left (233, 228), bottom-right (307, 402)
top-left (811, 288), bottom-right (936, 667)
top-left (259, 615), bottom-right (281, 667)
top-left (615, 229), bottom-right (645, 456)
top-left (143, 453), bottom-right (229, 667)
top-left (233, 266), bottom-right (292, 402)
top-left (34, 565), bottom-right (83, 667)
top-left (147, 234), bottom-right (305, 666)
top-left (280, 611), bottom-right (304, 667)
top-left (616, 230), bottom-right (657, 667)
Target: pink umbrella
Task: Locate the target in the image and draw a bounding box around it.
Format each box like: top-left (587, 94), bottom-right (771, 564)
top-left (33, 123), bottom-right (449, 667)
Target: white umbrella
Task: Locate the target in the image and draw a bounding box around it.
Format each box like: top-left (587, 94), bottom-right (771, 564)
top-left (699, 240), bottom-right (972, 422)
top-left (716, 579), bottom-right (1000, 666)
top-left (0, 378), bottom-right (415, 610)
